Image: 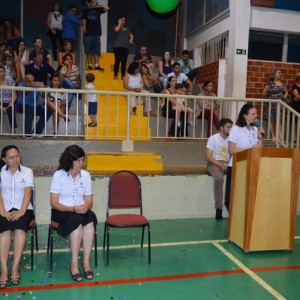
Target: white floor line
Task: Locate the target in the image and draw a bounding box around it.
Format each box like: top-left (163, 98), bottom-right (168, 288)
top-left (23, 235), bottom-right (300, 254)
top-left (23, 239), bottom-right (228, 254)
top-left (212, 241), bottom-right (286, 300)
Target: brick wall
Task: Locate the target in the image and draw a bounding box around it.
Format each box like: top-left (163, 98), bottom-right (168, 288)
top-left (195, 61), bottom-right (220, 92)
top-left (246, 60), bottom-right (300, 99)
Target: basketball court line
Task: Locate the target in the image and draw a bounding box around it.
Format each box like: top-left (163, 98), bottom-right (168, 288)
top-left (213, 241), bottom-right (286, 300)
top-left (11, 238), bottom-right (299, 297)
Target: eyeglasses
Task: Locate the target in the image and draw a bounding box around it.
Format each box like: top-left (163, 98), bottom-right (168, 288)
top-left (5, 154), bottom-right (20, 160)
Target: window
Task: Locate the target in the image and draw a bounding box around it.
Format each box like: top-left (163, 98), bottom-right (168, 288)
top-left (248, 30), bottom-right (284, 61)
top-left (287, 34), bottom-right (300, 63)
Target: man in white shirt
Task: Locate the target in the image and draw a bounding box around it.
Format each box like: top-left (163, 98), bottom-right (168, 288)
top-left (166, 63), bottom-right (193, 94)
top-left (205, 118), bottom-right (233, 220)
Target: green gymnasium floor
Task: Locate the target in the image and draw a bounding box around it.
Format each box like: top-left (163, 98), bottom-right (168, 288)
top-left (1, 217), bottom-right (300, 300)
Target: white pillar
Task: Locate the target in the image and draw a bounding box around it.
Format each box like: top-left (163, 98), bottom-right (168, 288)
top-left (226, 0), bottom-right (251, 120)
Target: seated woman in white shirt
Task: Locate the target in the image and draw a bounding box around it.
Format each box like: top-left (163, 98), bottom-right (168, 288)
top-left (123, 61), bottom-right (151, 115)
top-left (50, 145), bottom-right (97, 282)
top-left (0, 145), bottom-right (34, 288)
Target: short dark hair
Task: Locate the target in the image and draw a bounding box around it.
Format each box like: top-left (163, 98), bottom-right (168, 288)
top-left (34, 50), bottom-right (43, 58)
top-left (219, 118), bottom-right (233, 128)
top-left (69, 4), bottom-right (77, 10)
top-left (202, 80), bottom-right (213, 89)
top-left (172, 62), bottom-right (180, 68)
top-left (236, 104), bottom-right (256, 127)
top-left (86, 72), bottom-right (95, 82)
top-left (58, 145), bottom-right (85, 172)
top-left (32, 37), bottom-right (41, 44)
top-left (181, 50), bottom-right (189, 56)
top-left (175, 83), bottom-right (183, 89)
top-left (127, 61), bottom-right (140, 75)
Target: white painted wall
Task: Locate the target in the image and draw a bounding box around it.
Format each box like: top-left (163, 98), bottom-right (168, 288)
top-left (35, 175), bottom-right (223, 225)
top-left (34, 174), bottom-right (300, 225)
top-left (250, 6), bottom-right (300, 33)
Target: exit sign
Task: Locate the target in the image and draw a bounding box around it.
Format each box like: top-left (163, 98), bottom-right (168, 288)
top-left (236, 49), bottom-right (247, 55)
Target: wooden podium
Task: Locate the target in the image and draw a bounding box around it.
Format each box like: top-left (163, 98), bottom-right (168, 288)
top-left (228, 148), bottom-right (300, 252)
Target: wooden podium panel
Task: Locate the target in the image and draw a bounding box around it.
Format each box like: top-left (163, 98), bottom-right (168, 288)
top-left (228, 148), bottom-right (300, 252)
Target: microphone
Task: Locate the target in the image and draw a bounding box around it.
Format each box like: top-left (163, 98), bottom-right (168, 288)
top-left (255, 119), bottom-right (265, 138)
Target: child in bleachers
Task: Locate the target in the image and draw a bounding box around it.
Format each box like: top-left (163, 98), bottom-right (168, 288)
top-left (173, 83), bottom-right (194, 128)
top-left (85, 72), bottom-right (97, 127)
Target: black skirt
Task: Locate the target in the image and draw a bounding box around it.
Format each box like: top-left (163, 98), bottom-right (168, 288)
top-left (0, 208), bottom-right (34, 233)
top-left (51, 209), bottom-right (98, 236)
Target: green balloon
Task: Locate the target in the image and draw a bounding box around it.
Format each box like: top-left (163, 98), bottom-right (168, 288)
top-left (147, 0), bottom-right (179, 14)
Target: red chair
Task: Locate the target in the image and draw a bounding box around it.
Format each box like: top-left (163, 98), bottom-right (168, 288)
top-left (103, 170), bottom-right (151, 266)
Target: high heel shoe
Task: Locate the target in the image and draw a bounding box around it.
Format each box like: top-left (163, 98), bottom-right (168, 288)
top-left (70, 269), bottom-right (83, 282)
top-left (10, 270), bottom-right (20, 286)
top-left (0, 280), bottom-right (8, 289)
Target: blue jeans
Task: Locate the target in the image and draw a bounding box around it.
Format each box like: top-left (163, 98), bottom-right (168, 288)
top-left (62, 78), bottom-right (78, 108)
top-left (19, 104), bottom-right (52, 134)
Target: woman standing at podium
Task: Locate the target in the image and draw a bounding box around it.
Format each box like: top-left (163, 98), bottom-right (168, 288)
top-left (224, 104), bottom-right (265, 212)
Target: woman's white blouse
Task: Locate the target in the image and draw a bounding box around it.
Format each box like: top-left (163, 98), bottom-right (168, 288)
top-left (228, 125), bottom-right (258, 167)
top-left (0, 164), bottom-right (34, 211)
top-left (50, 169), bottom-right (92, 207)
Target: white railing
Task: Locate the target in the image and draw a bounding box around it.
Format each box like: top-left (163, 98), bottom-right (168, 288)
top-left (0, 85), bottom-right (299, 148)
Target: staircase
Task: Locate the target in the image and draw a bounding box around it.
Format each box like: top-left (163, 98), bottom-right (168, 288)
top-left (84, 53), bottom-right (151, 141)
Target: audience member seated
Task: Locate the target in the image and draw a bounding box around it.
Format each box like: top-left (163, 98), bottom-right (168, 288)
top-left (0, 42), bottom-right (8, 63)
top-left (196, 80), bottom-right (220, 138)
top-left (0, 65), bottom-right (17, 133)
top-left (177, 50), bottom-right (198, 84)
top-left (13, 40), bottom-right (29, 82)
top-left (60, 53), bottom-right (81, 108)
top-left (17, 73), bottom-right (52, 135)
top-left (47, 74), bottom-right (70, 135)
top-left (0, 145), bottom-right (34, 289)
top-left (62, 5), bottom-right (81, 49)
top-left (133, 45), bottom-right (151, 65)
top-left (166, 62), bottom-right (193, 93)
top-left (173, 83), bottom-right (194, 128)
top-left (123, 61), bottom-right (151, 116)
top-left (58, 40), bottom-right (76, 70)
top-left (29, 37), bottom-right (53, 66)
top-left (3, 19), bottom-right (23, 52)
top-left (26, 51), bottom-right (56, 87)
top-left (50, 145), bottom-right (97, 282)
top-left (158, 51), bottom-right (174, 85)
top-left (47, 1), bottom-right (64, 62)
top-left (3, 54), bottom-right (20, 84)
top-left (161, 76), bottom-right (187, 137)
top-left (141, 64), bottom-right (160, 93)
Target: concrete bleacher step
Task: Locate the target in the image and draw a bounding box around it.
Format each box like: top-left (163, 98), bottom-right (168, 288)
top-left (84, 53), bottom-right (151, 141)
top-left (86, 152), bottom-right (163, 175)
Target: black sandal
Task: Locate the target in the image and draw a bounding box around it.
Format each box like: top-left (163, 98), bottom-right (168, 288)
top-left (83, 270), bottom-right (94, 280)
top-left (70, 269), bottom-right (83, 282)
top-left (0, 280), bottom-right (8, 289)
top-left (10, 277), bottom-right (20, 286)
top-left (10, 270), bottom-right (20, 286)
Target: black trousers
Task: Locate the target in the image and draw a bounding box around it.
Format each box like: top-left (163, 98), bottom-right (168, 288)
top-left (113, 47), bottom-right (129, 77)
top-left (224, 166), bottom-right (232, 211)
top-left (47, 29), bottom-right (63, 60)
